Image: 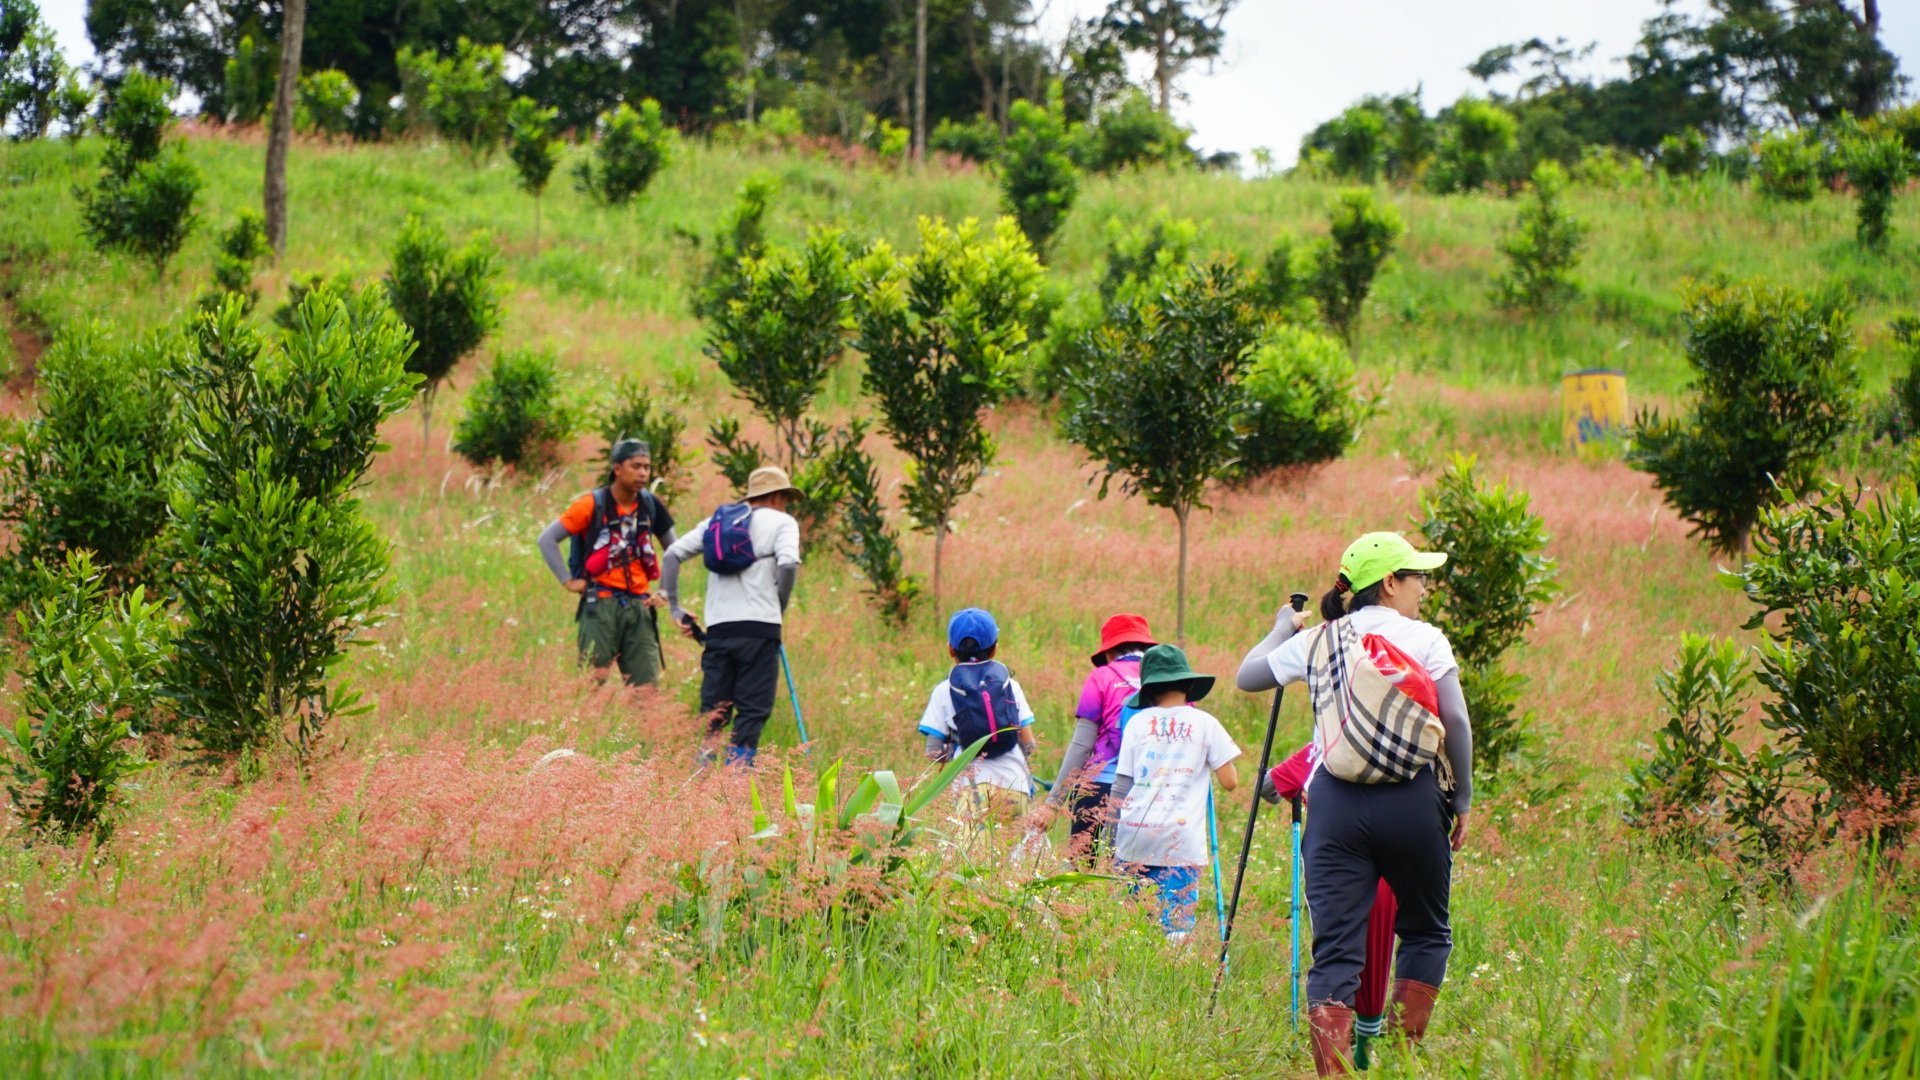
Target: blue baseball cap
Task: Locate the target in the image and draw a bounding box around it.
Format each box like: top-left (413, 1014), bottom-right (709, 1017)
top-left (947, 607), bottom-right (999, 651)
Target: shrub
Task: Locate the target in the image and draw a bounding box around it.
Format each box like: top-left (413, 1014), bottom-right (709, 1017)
top-left (427, 38), bottom-right (510, 162)
top-left (53, 69), bottom-right (93, 139)
top-left (294, 69), bottom-right (357, 137)
top-left (1624, 633), bottom-right (1753, 841)
top-left (599, 379), bottom-right (690, 505)
top-left (506, 97), bottom-right (562, 246)
top-left (703, 229), bottom-right (852, 467)
top-left (1841, 132), bottom-right (1910, 250)
top-left (384, 213), bottom-right (501, 438)
top-left (1494, 159), bottom-right (1587, 312)
top-left (1097, 213), bottom-right (1198, 306)
top-left (1325, 104), bottom-right (1388, 182)
top-left (1310, 188), bottom-right (1402, 343)
top-left (851, 217), bottom-right (1043, 604)
top-left (0, 325), bottom-right (181, 594)
top-left (167, 292), bottom-right (417, 761)
top-left (1084, 89), bottom-right (1191, 172)
top-left (1253, 235), bottom-right (1313, 322)
top-left (706, 416), bottom-right (767, 492)
top-left (1658, 129), bottom-right (1710, 179)
top-left (1235, 324), bottom-right (1378, 477)
top-left (1755, 130), bottom-right (1821, 203)
top-left (1570, 144), bottom-right (1639, 189)
top-left (930, 115), bottom-right (1001, 163)
top-left (691, 173), bottom-right (777, 322)
top-left (575, 100), bottom-right (674, 206)
top-left (998, 97), bottom-right (1080, 256)
top-left (221, 33), bottom-right (270, 124)
top-left (96, 70), bottom-right (170, 169)
top-left (2, 551), bottom-right (169, 842)
top-left (1414, 453), bottom-right (1560, 774)
top-left (1425, 97), bottom-right (1516, 194)
top-left (452, 349), bottom-right (575, 472)
top-left (199, 210), bottom-right (271, 314)
top-left (76, 72), bottom-right (199, 279)
top-left (1062, 260), bottom-right (1265, 639)
top-left (1629, 281), bottom-right (1859, 554)
top-left (1874, 317), bottom-right (1920, 444)
top-left (823, 422), bottom-right (920, 623)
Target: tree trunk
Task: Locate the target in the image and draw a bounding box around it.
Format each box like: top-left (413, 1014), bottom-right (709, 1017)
top-left (932, 511), bottom-right (948, 611)
top-left (420, 385), bottom-right (436, 448)
top-left (913, 0), bottom-right (928, 164)
top-left (1155, 19), bottom-right (1173, 114)
top-left (533, 194), bottom-right (541, 256)
top-left (1174, 504), bottom-right (1189, 644)
top-left (263, 0), bottom-right (308, 257)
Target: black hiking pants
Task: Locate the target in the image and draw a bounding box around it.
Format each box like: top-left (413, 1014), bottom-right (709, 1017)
top-left (699, 630), bottom-right (782, 750)
top-left (1303, 764), bottom-right (1454, 1006)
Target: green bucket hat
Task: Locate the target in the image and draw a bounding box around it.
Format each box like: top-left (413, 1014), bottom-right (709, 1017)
top-left (1125, 644), bottom-right (1216, 709)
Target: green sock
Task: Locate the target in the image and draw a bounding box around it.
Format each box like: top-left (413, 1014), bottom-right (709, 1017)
top-left (1354, 1013), bottom-right (1385, 1070)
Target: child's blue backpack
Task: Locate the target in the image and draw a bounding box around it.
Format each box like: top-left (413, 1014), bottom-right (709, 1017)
top-left (702, 502), bottom-right (758, 574)
top-left (948, 660), bottom-right (1021, 759)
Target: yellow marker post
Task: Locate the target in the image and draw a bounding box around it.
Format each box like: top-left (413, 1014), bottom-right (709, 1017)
top-left (1561, 368), bottom-right (1629, 449)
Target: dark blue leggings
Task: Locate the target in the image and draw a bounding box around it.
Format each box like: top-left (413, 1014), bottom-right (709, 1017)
top-left (1302, 765), bottom-right (1454, 1006)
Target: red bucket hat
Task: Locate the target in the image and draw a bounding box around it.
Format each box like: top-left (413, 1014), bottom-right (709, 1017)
top-left (1090, 612), bottom-right (1158, 666)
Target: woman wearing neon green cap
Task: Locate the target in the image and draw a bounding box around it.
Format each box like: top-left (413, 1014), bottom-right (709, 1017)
top-left (1234, 531), bottom-right (1473, 1078)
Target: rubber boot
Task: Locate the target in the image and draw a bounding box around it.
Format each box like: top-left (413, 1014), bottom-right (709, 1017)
top-left (1309, 1002), bottom-right (1356, 1077)
top-left (1386, 979), bottom-right (1441, 1047)
top-left (1353, 1012), bottom-right (1384, 1070)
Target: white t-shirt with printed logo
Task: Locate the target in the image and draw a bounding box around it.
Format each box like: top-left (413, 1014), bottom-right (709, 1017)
top-left (1113, 704), bottom-right (1241, 867)
top-left (917, 676), bottom-right (1036, 795)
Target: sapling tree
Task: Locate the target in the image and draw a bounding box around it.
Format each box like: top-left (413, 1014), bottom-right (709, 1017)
top-left (1841, 131), bottom-right (1910, 250)
top-left (52, 69), bottom-right (94, 140)
top-left (293, 68), bottom-right (356, 137)
top-left (600, 378), bottom-right (690, 504)
top-left (428, 38), bottom-right (510, 163)
top-left (1494, 159), bottom-right (1587, 312)
top-left (167, 291), bottom-right (418, 761)
top-left (1755, 129), bottom-right (1821, 203)
top-left (703, 229), bottom-right (853, 468)
top-left (452, 348), bottom-right (575, 473)
top-left (507, 97), bottom-right (562, 251)
top-left (575, 99), bottom-right (674, 206)
top-left (1415, 453), bottom-right (1560, 774)
top-left (76, 71), bottom-right (200, 279)
top-left (198, 209), bottom-right (272, 314)
top-left (691, 174), bottom-right (776, 321)
top-left (706, 416), bottom-right (767, 491)
top-left (1424, 97), bottom-right (1516, 194)
top-left (1062, 259), bottom-right (1265, 640)
top-left (1310, 188), bottom-right (1401, 343)
top-left (383, 212), bottom-right (502, 441)
top-left (1235, 324), bottom-right (1378, 478)
top-left (1629, 281), bottom-right (1859, 554)
top-left (825, 422), bottom-right (920, 623)
top-left (998, 95), bottom-right (1079, 257)
top-left (851, 217), bottom-right (1044, 606)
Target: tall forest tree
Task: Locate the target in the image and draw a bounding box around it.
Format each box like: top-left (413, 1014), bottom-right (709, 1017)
top-left (263, 0), bottom-right (305, 256)
top-left (1094, 0), bottom-right (1236, 113)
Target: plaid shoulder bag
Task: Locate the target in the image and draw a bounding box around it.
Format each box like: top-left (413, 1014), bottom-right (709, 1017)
top-left (1305, 618), bottom-right (1453, 789)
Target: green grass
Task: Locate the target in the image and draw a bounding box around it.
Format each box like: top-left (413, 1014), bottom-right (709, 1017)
top-left (0, 130), bottom-right (1917, 1076)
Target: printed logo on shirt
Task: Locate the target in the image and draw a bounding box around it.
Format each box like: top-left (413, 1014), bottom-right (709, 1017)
top-left (1141, 713), bottom-right (1195, 742)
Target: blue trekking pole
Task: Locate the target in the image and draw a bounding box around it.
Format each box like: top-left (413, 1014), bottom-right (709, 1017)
top-left (1207, 790), bottom-right (1229, 950)
top-left (778, 645), bottom-right (811, 749)
top-left (1290, 794), bottom-right (1304, 1031)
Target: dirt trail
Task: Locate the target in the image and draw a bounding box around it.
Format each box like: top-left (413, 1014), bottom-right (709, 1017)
top-left (1, 260), bottom-right (49, 395)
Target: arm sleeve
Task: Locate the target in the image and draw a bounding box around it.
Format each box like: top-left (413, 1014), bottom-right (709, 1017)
top-left (1436, 671), bottom-right (1473, 816)
top-left (1235, 609), bottom-right (1305, 692)
top-left (776, 563), bottom-right (797, 611)
top-left (657, 525), bottom-right (678, 550)
top-left (925, 732), bottom-right (950, 761)
top-left (537, 520), bottom-right (573, 586)
top-left (660, 524), bottom-right (702, 615)
top-left (1046, 719), bottom-right (1102, 806)
top-left (1110, 772), bottom-right (1135, 802)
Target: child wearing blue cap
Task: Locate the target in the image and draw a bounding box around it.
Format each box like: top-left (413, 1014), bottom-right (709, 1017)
top-left (916, 608), bottom-right (1039, 822)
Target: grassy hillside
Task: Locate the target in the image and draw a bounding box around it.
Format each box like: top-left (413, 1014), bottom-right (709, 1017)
top-left (0, 131), bottom-right (1915, 1076)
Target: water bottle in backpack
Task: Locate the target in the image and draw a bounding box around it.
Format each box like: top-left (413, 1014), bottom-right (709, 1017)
top-left (948, 660), bottom-right (1022, 759)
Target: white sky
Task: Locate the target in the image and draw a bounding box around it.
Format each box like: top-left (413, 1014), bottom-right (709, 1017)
top-left (34, 0), bottom-right (1920, 164)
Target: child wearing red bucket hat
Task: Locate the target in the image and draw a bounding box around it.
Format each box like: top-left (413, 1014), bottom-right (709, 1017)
top-left (1039, 613), bottom-right (1158, 862)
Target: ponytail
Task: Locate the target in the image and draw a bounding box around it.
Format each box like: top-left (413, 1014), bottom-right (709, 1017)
top-left (1321, 574), bottom-right (1387, 623)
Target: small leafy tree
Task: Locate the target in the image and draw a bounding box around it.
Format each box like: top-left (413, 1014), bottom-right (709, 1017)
top-left (1494, 159), bottom-right (1587, 312)
top-left (452, 349), bottom-right (576, 472)
top-left (167, 291), bottom-right (418, 761)
top-left (1624, 633), bottom-right (1753, 840)
top-left (1629, 281), bottom-right (1859, 554)
top-left (706, 416), bottom-right (767, 491)
top-left (1098, 213), bottom-right (1199, 304)
top-left (1082, 88), bottom-right (1192, 172)
top-left (1425, 97), bottom-right (1516, 194)
top-left (294, 68), bottom-right (356, 137)
top-left (0, 325), bottom-right (181, 594)
top-left (998, 96), bottom-right (1080, 257)
top-left (703, 229), bottom-right (852, 467)
top-left (691, 173), bottom-right (776, 321)
top-left (1234, 324), bottom-right (1378, 478)
top-left (1657, 129), bottom-right (1710, 179)
top-left (1254, 234), bottom-right (1313, 322)
top-left (76, 71), bottom-right (199, 280)
top-left (1310, 188), bottom-right (1402, 343)
top-left (1841, 131), bottom-right (1910, 250)
top-left (1415, 453), bottom-right (1560, 774)
top-left (428, 38), bottom-right (510, 163)
top-left (826, 424), bottom-right (921, 623)
top-left (222, 33), bottom-right (271, 124)
top-left (1062, 260), bottom-right (1264, 640)
top-left (2, 551), bottom-right (169, 842)
top-left (1755, 129), bottom-right (1821, 202)
top-left (851, 217), bottom-right (1044, 605)
top-left (198, 210), bottom-right (272, 314)
top-left (600, 379), bottom-right (690, 504)
top-left (383, 212), bottom-right (502, 440)
top-left (0, 4), bottom-right (62, 138)
top-left (930, 115), bottom-right (1002, 162)
top-left (52, 68), bottom-right (93, 140)
top-left (1325, 103), bottom-right (1388, 182)
top-left (506, 97), bottom-right (563, 251)
top-left (575, 99), bottom-right (675, 206)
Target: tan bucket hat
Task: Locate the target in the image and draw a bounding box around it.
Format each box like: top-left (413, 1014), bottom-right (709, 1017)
top-left (743, 464), bottom-right (805, 501)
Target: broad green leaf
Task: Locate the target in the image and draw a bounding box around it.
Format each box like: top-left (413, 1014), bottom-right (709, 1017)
top-left (902, 734), bottom-right (989, 821)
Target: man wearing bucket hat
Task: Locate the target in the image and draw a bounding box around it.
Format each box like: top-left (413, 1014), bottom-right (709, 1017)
top-left (660, 465), bottom-right (805, 765)
top-left (1109, 643), bottom-right (1241, 941)
top-left (536, 438), bottom-right (679, 688)
top-left (1038, 613), bottom-right (1159, 862)
top-left (1234, 531), bottom-right (1474, 1077)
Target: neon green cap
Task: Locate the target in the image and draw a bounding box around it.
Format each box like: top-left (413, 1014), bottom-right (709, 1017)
top-left (1340, 532), bottom-right (1448, 593)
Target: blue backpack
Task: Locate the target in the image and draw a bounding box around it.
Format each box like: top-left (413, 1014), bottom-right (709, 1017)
top-left (702, 502), bottom-right (758, 574)
top-left (948, 660), bottom-right (1021, 759)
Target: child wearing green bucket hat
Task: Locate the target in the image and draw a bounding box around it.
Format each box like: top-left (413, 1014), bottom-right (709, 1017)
top-left (1110, 643), bottom-right (1241, 941)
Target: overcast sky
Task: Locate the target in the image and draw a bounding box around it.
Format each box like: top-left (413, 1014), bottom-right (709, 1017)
top-left (35, 0), bottom-right (1920, 164)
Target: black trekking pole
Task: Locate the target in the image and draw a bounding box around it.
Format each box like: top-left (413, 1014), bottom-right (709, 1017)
top-left (1208, 591), bottom-right (1308, 1016)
